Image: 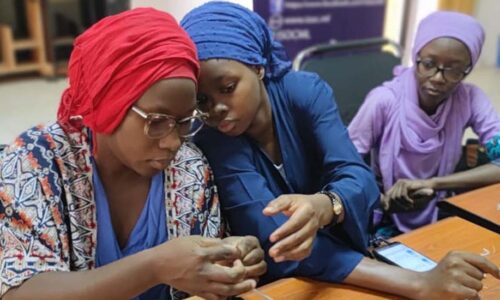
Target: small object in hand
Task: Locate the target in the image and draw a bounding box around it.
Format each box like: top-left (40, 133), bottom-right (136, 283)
top-left (410, 188), bottom-right (435, 210)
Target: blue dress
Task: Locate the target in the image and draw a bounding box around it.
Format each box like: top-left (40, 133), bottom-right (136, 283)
top-left (93, 162), bottom-right (170, 300)
top-left (195, 71), bottom-right (379, 284)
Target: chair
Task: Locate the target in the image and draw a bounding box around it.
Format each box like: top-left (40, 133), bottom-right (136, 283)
top-left (450, 138), bottom-right (490, 196)
top-left (293, 38), bottom-right (402, 125)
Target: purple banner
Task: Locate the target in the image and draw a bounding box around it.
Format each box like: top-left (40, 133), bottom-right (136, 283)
top-left (254, 0), bottom-right (386, 59)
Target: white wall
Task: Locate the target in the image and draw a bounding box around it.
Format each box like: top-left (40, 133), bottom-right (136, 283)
top-left (131, 0), bottom-right (253, 22)
top-left (474, 0), bottom-right (500, 67)
top-left (137, 0), bottom-right (499, 68)
top-left (395, 0), bottom-right (499, 68)
top-left (383, 0), bottom-right (440, 66)
top-left (401, 0), bottom-right (438, 65)
top-left (383, 0), bottom-right (405, 46)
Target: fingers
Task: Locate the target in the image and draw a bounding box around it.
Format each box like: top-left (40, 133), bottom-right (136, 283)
top-left (458, 273), bottom-right (483, 292)
top-left (197, 236), bottom-right (225, 247)
top-left (389, 180), bottom-right (435, 212)
top-left (441, 252), bottom-right (484, 281)
top-left (273, 236), bottom-right (314, 262)
top-left (269, 216), bottom-right (314, 255)
top-left (394, 182), bottom-right (414, 207)
top-left (239, 245), bottom-right (266, 278)
top-left (220, 236), bottom-right (266, 279)
top-left (464, 263), bottom-right (485, 280)
top-left (222, 235), bottom-right (264, 261)
top-left (397, 183), bottom-right (410, 204)
top-left (411, 188), bottom-right (434, 197)
top-left (451, 286), bottom-right (480, 300)
top-left (201, 259), bottom-right (263, 297)
top-left (386, 181), bottom-right (415, 212)
top-left (460, 252), bottom-right (500, 279)
top-left (233, 236), bottom-right (260, 258)
top-left (242, 247), bottom-right (265, 266)
top-left (244, 260), bottom-right (267, 278)
top-left (202, 259), bottom-right (247, 284)
top-left (380, 193), bottom-right (389, 210)
top-left (201, 243), bottom-right (240, 262)
top-left (204, 279), bottom-right (257, 297)
top-left (268, 204), bottom-right (313, 243)
top-left (269, 222), bottom-right (316, 262)
top-left (263, 196), bottom-right (293, 216)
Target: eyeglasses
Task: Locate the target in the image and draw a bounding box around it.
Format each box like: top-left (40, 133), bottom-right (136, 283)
top-left (416, 58), bottom-right (471, 83)
top-left (131, 106), bottom-right (208, 139)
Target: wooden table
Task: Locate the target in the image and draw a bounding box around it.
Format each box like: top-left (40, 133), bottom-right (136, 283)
top-left (227, 277), bottom-right (398, 300)
top-left (187, 217), bottom-right (500, 300)
top-left (186, 277), bottom-right (397, 300)
top-left (439, 183), bottom-right (500, 233)
top-left (393, 217), bottom-right (500, 299)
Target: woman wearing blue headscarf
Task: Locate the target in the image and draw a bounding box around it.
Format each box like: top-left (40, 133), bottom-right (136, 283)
top-left (182, 0), bottom-right (377, 268)
top-left (181, 2), bottom-right (499, 299)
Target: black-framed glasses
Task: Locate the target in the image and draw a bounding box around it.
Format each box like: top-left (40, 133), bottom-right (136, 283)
top-left (416, 57), bottom-right (471, 83)
top-left (131, 106), bottom-right (208, 139)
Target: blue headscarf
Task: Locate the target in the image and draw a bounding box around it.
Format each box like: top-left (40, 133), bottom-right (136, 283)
top-left (181, 1), bottom-right (291, 80)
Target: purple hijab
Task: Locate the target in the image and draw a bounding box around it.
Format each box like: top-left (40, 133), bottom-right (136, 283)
top-left (351, 11), bottom-right (490, 232)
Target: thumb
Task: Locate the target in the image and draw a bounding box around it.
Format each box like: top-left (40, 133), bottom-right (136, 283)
top-left (263, 196), bottom-right (293, 216)
top-left (197, 236), bottom-right (225, 247)
top-left (203, 244), bottom-right (240, 262)
top-left (412, 188), bottom-right (434, 197)
top-left (380, 194), bottom-right (390, 210)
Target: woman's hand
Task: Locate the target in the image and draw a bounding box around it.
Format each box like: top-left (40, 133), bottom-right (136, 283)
top-left (262, 193), bottom-right (333, 262)
top-left (152, 236), bottom-right (256, 300)
top-left (416, 251), bottom-right (500, 300)
top-left (222, 236), bottom-right (267, 280)
top-left (382, 179), bottom-right (435, 213)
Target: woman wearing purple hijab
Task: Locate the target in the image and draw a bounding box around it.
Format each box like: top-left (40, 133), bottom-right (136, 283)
top-left (349, 11), bottom-right (500, 234)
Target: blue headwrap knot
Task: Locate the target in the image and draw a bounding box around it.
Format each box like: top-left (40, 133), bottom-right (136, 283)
top-left (181, 1), bottom-right (291, 80)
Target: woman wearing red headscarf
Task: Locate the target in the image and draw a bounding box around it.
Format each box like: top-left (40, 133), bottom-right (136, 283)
top-left (0, 8), bottom-right (265, 300)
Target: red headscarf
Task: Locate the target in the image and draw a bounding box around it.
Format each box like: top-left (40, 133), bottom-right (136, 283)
top-left (57, 7), bottom-right (199, 135)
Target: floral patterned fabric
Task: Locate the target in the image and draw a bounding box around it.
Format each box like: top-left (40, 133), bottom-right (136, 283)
top-left (485, 135), bottom-right (500, 161)
top-left (0, 122), bottom-right (222, 298)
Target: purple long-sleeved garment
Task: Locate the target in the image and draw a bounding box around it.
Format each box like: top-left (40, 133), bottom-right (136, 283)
top-left (348, 11), bottom-right (500, 232)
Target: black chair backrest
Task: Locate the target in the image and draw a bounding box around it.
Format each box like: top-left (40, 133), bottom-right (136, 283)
top-left (293, 38), bottom-right (402, 125)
